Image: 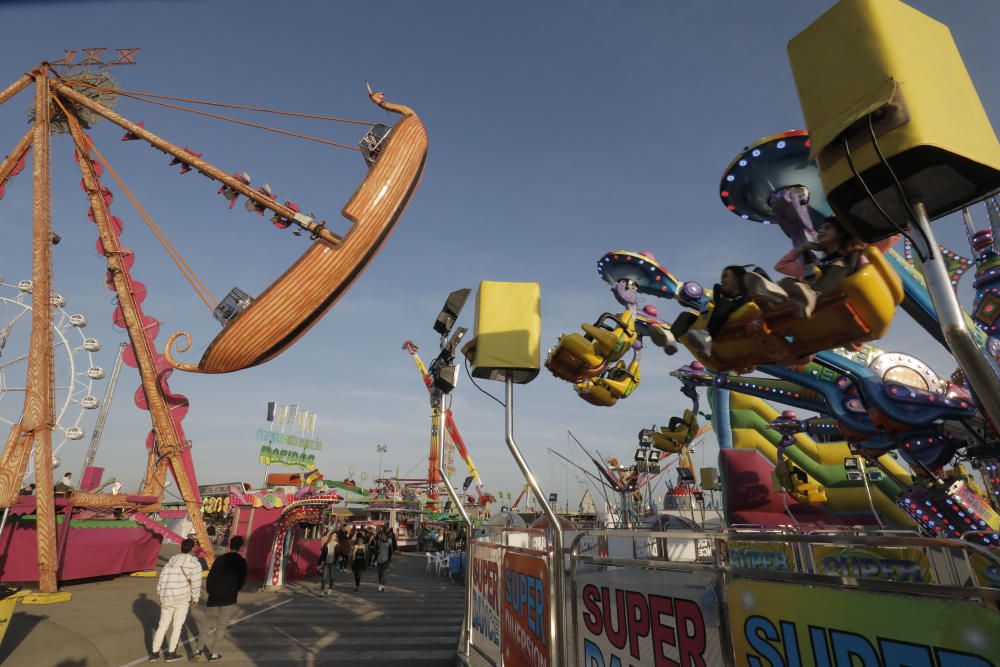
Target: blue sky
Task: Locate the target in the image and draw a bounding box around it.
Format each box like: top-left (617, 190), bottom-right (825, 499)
top-left (0, 0), bottom-right (998, 508)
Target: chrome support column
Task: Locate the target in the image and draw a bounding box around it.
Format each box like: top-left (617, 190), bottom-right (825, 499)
top-left (432, 390), bottom-right (474, 660)
top-left (504, 377), bottom-right (566, 667)
top-left (910, 202), bottom-right (1000, 429)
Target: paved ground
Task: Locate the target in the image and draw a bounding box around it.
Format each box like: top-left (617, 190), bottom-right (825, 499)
top-left (0, 550), bottom-right (465, 666)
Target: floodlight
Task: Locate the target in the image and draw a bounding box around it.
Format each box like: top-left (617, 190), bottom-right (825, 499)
top-left (548, 493), bottom-right (558, 503)
top-left (434, 288), bottom-right (471, 336)
top-left (844, 457), bottom-right (859, 470)
top-left (638, 428), bottom-right (655, 447)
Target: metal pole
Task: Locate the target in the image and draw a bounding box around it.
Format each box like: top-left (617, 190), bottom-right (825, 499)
top-left (909, 202), bottom-right (1000, 429)
top-left (433, 390), bottom-right (473, 660)
top-left (855, 455), bottom-right (884, 529)
top-left (504, 376), bottom-right (566, 667)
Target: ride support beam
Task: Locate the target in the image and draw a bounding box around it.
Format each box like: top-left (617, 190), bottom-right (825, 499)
top-left (0, 73), bottom-right (32, 108)
top-left (910, 202), bottom-right (1000, 432)
top-left (0, 427), bottom-right (32, 508)
top-left (50, 80), bottom-right (342, 247)
top-left (27, 70), bottom-right (58, 593)
top-left (63, 105), bottom-right (214, 565)
top-left (0, 128), bottom-right (32, 185)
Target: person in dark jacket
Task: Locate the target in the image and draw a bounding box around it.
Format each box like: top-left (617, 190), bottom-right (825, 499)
top-left (350, 535), bottom-right (367, 592)
top-left (191, 536), bottom-right (247, 662)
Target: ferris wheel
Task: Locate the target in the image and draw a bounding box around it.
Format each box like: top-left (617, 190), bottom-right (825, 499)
top-left (0, 277), bottom-right (103, 477)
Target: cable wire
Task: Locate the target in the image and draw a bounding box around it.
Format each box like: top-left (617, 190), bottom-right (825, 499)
top-left (84, 86), bottom-right (362, 152)
top-left (51, 92), bottom-right (217, 310)
top-left (842, 131), bottom-right (923, 260)
top-left (867, 114), bottom-right (935, 260)
top-left (67, 80), bottom-right (376, 126)
top-left (464, 359), bottom-right (506, 408)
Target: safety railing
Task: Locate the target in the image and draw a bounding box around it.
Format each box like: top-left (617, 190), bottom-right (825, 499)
top-left (567, 528), bottom-right (1000, 666)
top-left (461, 524), bottom-right (1000, 665)
top-left (465, 532), bottom-right (553, 667)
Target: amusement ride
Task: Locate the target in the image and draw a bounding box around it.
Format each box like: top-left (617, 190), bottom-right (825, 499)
top-left (2, 2), bottom-right (1000, 666)
top-left (0, 53), bottom-right (427, 595)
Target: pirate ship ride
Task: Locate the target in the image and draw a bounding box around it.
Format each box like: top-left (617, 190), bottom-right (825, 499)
top-left (0, 55), bottom-right (427, 593)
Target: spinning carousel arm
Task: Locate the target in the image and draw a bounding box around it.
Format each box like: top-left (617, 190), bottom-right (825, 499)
top-left (50, 78), bottom-right (341, 246)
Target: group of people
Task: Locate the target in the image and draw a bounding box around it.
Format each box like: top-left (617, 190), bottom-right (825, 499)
top-left (652, 216), bottom-right (880, 357)
top-left (149, 536), bottom-right (247, 663)
top-left (318, 525), bottom-right (396, 594)
top-left (19, 472), bottom-right (76, 497)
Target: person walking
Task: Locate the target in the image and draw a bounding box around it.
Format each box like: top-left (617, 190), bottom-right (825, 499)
top-left (376, 531), bottom-right (392, 592)
top-left (350, 535), bottom-right (367, 592)
top-left (190, 536), bottom-right (247, 662)
top-left (317, 532), bottom-right (338, 596)
top-left (149, 538), bottom-right (202, 663)
top-left (336, 528), bottom-right (350, 572)
top-left (368, 530), bottom-right (379, 568)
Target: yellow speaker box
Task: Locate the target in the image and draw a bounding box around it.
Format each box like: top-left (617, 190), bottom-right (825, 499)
top-left (463, 281), bottom-right (541, 384)
top-left (788, 0), bottom-right (1000, 242)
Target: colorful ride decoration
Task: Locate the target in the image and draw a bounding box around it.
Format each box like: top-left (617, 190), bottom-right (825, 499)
top-left (968, 199), bottom-right (1000, 352)
top-left (719, 130), bottom-right (831, 241)
top-left (770, 411), bottom-right (829, 504)
top-left (262, 494), bottom-right (342, 589)
top-left (229, 476), bottom-right (338, 511)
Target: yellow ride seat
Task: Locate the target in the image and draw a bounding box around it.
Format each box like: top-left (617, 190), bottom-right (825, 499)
top-left (545, 310), bottom-right (638, 384)
top-left (685, 247), bottom-right (903, 373)
top-left (581, 310), bottom-right (637, 361)
top-left (574, 358), bottom-right (641, 407)
top-left (652, 409), bottom-right (698, 454)
top-left (774, 460), bottom-right (828, 504)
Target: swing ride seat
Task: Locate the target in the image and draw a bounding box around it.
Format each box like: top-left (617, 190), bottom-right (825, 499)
top-left (165, 95), bottom-right (428, 374)
top-left (686, 247), bottom-right (903, 373)
top-left (574, 359), bottom-right (641, 407)
top-left (545, 310), bottom-right (637, 384)
top-left (651, 409), bottom-right (698, 454)
top-left (774, 461), bottom-right (828, 504)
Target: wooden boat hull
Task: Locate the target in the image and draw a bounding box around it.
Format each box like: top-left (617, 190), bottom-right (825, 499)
top-left (167, 111), bottom-right (427, 373)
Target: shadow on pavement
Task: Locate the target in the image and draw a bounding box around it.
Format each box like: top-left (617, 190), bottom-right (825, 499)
top-left (132, 592), bottom-right (159, 653)
top-left (0, 610), bottom-right (45, 663)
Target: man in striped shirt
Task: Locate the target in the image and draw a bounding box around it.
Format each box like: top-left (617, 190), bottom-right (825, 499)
top-left (150, 538), bottom-right (203, 663)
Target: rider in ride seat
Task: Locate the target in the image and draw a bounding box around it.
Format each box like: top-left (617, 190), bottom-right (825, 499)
top-left (744, 217), bottom-right (864, 319)
top-left (652, 265), bottom-right (752, 357)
